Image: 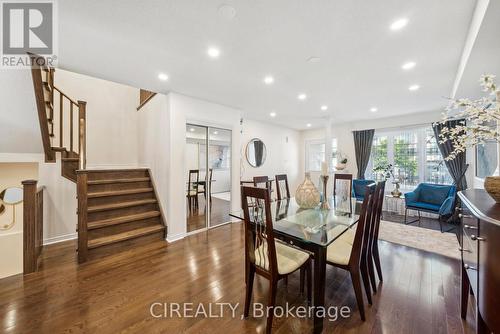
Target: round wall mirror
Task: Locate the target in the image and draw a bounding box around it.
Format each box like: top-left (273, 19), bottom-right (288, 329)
top-left (246, 138), bottom-right (267, 168)
top-left (0, 187), bottom-right (23, 230)
top-left (0, 187), bottom-right (23, 205)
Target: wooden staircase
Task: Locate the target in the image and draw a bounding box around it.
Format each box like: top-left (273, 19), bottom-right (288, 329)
top-left (29, 54), bottom-right (166, 263)
top-left (77, 169), bottom-right (165, 262)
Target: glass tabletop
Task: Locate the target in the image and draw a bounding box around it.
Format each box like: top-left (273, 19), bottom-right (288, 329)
top-left (229, 197), bottom-right (359, 247)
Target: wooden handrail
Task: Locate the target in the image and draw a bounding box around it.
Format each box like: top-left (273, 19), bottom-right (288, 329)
top-left (22, 180), bottom-right (44, 274)
top-left (28, 54), bottom-right (55, 162)
top-left (137, 89), bottom-right (156, 111)
top-left (53, 86), bottom-right (79, 106)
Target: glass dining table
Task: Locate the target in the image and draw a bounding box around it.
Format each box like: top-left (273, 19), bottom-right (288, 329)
top-left (230, 197), bottom-right (359, 334)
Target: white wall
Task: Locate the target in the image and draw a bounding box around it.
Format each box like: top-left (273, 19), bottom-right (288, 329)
top-left (137, 93), bottom-right (171, 235)
top-left (54, 70), bottom-right (139, 168)
top-left (137, 92), bottom-right (242, 241)
top-left (0, 70), bottom-right (42, 154)
top-left (0, 162), bottom-right (38, 279)
top-left (241, 119), bottom-right (302, 193)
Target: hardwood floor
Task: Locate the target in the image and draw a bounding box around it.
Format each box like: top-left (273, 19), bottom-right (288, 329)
top-left (0, 222), bottom-right (475, 333)
top-left (186, 196), bottom-right (230, 232)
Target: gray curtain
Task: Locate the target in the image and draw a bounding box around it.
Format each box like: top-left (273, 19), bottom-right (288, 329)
top-left (432, 120), bottom-right (468, 190)
top-left (353, 129), bottom-right (375, 179)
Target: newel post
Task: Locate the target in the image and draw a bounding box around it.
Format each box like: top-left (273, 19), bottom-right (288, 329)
top-left (78, 100), bottom-right (87, 170)
top-left (22, 179), bottom-right (37, 274)
top-left (76, 171), bottom-right (88, 263)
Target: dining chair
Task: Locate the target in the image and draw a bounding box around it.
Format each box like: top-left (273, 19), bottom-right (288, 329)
top-left (326, 183), bottom-right (375, 321)
top-left (369, 181), bottom-right (386, 288)
top-left (253, 176), bottom-right (272, 198)
top-left (241, 186), bottom-right (312, 334)
top-left (187, 169), bottom-right (199, 210)
top-left (275, 174), bottom-right (290, 200)
top-left (198, 168), bottom-right (213, 201)
top-left (333, 173), bottom-right (353, 214)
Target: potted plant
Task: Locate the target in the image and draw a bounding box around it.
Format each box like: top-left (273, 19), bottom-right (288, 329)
top-left (335, 152), bottom-right (348, 171)
top-left (373, 163), bottom-right (402, 197)
top-left (437, 74), bottom-right (500, 201)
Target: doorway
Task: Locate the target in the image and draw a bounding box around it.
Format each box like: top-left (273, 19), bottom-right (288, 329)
top-left (185, 124), bottom-right (232, 233)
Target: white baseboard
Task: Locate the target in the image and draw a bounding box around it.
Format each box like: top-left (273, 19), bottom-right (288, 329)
top-left (166, 232), bottom-right (186, 243)
top-left (43, 233), bottom-right (77, 245)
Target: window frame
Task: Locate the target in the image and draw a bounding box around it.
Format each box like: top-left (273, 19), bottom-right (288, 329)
top-left (366, 125), bottom-right (452, 190)
top-left (305, 138), bottom-right (338, 172)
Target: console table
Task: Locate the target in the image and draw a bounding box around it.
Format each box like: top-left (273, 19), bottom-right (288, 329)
top-left (458, 189), bottom-right (500, 334)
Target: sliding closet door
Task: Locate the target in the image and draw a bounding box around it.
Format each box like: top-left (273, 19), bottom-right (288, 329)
top-left (185, 124), bottom-right (208, 233)
top-left (208, 127), bottom-right (232, 228)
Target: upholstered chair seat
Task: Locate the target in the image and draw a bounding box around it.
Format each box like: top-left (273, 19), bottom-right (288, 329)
top-left (255, 242), bottom-right (310, 275)
top-left (326, 239), bottom-right (352, 266)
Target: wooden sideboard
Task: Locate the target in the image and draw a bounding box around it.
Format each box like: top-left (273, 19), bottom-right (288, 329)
top-left (458, 189), bottom-right (500, 334)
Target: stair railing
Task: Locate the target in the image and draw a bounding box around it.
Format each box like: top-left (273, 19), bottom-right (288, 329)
top-left (29, 53), bottom-right (87, 169)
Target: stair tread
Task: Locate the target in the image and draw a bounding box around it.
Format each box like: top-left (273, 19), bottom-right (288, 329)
top-left (87, 177), bottom-right (150, 185)
top-left (88, 188), bottom-right (153, 198)
top-left (87, 224), bottom-right (164, 249)
top-left (88, 211), bottom-right (161, 230)
top-left (87, 199), bottom-right (157, 212)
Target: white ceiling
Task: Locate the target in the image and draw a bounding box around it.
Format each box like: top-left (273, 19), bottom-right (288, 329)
top-left (456, 0), bottom-right (500, 100)
top-left (57, 0), bottom-right (482, 130)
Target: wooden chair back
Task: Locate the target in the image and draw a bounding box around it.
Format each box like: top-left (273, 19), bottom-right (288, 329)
top-left (275, 174), bottom-right (290, 200)
top-left (370, 181), bottom-right (386, 245)
top-left (241, 186), bottom-right (278, 278)
top-left (253, 175), bottom-right (269, 187)
top-left (349, 184), bottom-right (375, 266)
top-left (333, 173), bottom-right (353, 213)
top-left (187, 170), bottom-right (199, 196)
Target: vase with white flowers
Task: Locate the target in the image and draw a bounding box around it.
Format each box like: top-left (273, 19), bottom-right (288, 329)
top-left (437, 74), bottom-right (500, 201)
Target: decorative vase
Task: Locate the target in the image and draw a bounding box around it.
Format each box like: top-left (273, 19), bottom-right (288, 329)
top-left (295, 172), bottom-right (321, 209)
top-left (391, 181), bottom-right (402, 198)
top-left (484, 176), bottom-right (500, 203)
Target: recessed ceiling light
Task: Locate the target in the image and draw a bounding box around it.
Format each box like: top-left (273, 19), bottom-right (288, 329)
top-left (189, 128), bottom-right (195, 132)
top-left (213, 131), bottom-right (218, 135)
top-left (307, 57), bottom-right (321, 63)
top-left (390, 18), bottom-right (409, 31)
top-left (270, 111), bottom-right (277, 117)
top-left (218, 4), bottom-right (236, 20)
top-left (158, 73), bottom-right (168, 81)
top-left (320, 105), bottom-right (328, 111)
top-left (306, 123), bottom-right (312, 128)
top-left (298, 93), bottom-right (307, 100)
top-left (263, 76), bottom-right (274, 85)
top-left (409, 84), bottom-right (420, 91)
top-left (402, 61), bottom-right (416, 70)
top-left (370, 107), bottom-right (378, 112)
top-left (207, 47), bottom-right (220, 58)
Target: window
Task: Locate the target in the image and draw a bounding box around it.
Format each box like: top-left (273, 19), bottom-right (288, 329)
top-left (366, 126), bottom-right (452, 189)
top-left (306, 139), bottom-right (338, 172)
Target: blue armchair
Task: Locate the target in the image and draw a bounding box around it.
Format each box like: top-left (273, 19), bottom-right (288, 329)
top-left (404, 183), bottom-right (457, 232)
top-left (352, 179), bottom-right (376, 201)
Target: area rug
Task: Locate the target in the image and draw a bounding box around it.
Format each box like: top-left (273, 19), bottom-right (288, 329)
top-left (378, 220), bottom-right (461, 260)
